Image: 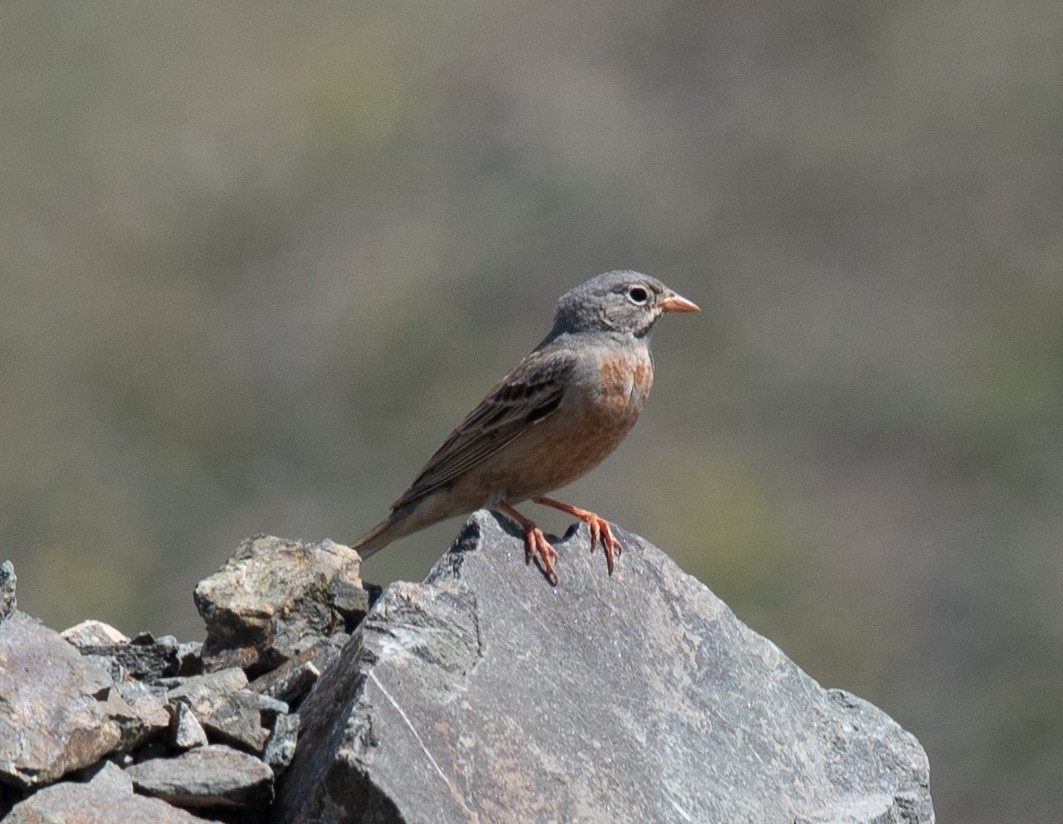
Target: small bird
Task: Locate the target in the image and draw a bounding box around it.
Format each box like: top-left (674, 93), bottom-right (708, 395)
top-left (350, 270), bottom-right (699, 584)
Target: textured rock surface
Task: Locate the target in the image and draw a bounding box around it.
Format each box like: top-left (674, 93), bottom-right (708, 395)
top-left (194, 535), bottom-right (368, 674)
top-left (275, 510), bottom-right (934, 824)
top-left (0, 613), bottom-right (135, 788)
top-left (5, 761), bottom-right (210, 824)
top-left (125, 743), bottom-right (274, 811)
top-left (0, 561), bottom-right (15, 620)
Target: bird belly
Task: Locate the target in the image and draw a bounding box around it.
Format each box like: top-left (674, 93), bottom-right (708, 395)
top-left (467, 347), bottom-right (653, 503)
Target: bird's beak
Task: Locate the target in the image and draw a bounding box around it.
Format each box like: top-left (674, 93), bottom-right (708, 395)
top-left (659, 290), bottom-right (700, 314)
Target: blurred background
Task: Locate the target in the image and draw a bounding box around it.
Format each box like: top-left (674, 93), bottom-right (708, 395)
top-left (2, 2), bottom-right (1060, 820)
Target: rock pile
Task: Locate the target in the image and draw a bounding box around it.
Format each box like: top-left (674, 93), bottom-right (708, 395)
top-left (0, 515), bottom-right (935, 823)
top-left (0, 536), bottom-right (370, 823)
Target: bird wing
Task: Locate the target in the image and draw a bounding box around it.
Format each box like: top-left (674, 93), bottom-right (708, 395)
top-left (391, 344), bottom-right (576, 510)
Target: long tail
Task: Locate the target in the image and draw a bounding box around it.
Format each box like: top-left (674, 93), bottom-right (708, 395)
top-left (349, 519), bottom-right (396, 558)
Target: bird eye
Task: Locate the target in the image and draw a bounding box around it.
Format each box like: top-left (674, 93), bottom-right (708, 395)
top-left (627, 285), bottom-right (649, 305)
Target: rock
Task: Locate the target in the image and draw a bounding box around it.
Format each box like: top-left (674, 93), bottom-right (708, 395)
top-left (251, 656), bottom-right (321, 706)
top-left (194, 535), bottom-right (369, 674)
top-left (0, 613), bottom-right (137, 789)
top-left (61, 620), bottom-right (130, 648)
top-left (125, 743), bottom-right (274, 811)
top-left (114, 678), bottom-right (170, 740)
top-left (264, 712), bottom-right (300, 775)
top-left (76, 637), bottom-right (182, 681)
top-left (165, 668), bottom-right (269, 753)
top-left (175, 641), bottom-right (204, 676)
top-left (274, 511), bottom-right (935, 824)
top-left (0, 561), bottom-right (15, 621)
top-left (169, 701), bottom-right (209, 750)
top-left (5, 761), bottom-right (210, 823)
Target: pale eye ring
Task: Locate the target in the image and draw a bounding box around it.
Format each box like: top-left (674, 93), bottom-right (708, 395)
top-left (627, 285), bottom-right (649, 305)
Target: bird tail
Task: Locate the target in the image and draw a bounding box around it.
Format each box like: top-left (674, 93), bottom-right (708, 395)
top-left (349, 519), bottom-right (395, 559)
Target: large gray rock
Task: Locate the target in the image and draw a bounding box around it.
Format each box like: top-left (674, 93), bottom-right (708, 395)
top-left (0, 613), bottom-right (138, 789)
top-left (274, 511), bottom-right (934, 824)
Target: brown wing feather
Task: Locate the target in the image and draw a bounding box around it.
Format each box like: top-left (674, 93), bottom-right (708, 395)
top-left (391, 344), bottom-right (575, 510)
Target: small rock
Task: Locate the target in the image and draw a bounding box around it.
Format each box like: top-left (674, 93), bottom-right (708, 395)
top-left (264, 713), bottom-right (300, 775)
top-left (194, 535), bottom-right (368, 674)
top-left (257, 694), bottom-right (290, 726)
top-left (125, 744), bottom-right (274, 811)
top-left (165, 668), bottom-right (268, 752)
top-left (175, 641), bottom-right (204, 676)
top-left (169, 702), bottom-right (209, 750)
top-left (115, 679), bottom-right (170, 742)
top-left (61, 620), bottom-right (130, 648)
top-left (251, 657), bottom-right (320, 706)
top-left (0, 561), bottom-right (15, 621)
top-left (6, 761), bottom-right (208, 823)
top-left (0, 613), bottom-right (134, 788)
top-left (78, 639), bottom-right (181, 681)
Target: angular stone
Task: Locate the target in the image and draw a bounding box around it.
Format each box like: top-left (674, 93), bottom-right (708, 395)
top-left (175, 641), bottom-right (204, 676)
top-left (115, 679), bottom-right (170, 742)
top-left (169, 701), bottom-right (209, 750)
top-left (165, 668), bottom-right (269, 752)
top-left (194, 535), bottom-right (367, 674)
top-left (251, 657), bottom-right (320, 706)
top-left (0, 613), bottom-right (135, 788)
top-left (0, 561), bottom-right (15, 621)
top-left (61, 620), bottom-right (130, 648)
top-left (125, 744), bottom-right (274, 811)
top-left (77, 638), bottom-right (181, 681)
top-left (5, 761), bottom-right (209, 823)
top-left (274, 511), bottom-right (934, 824)
top-left (264, 712), bottom-right (300, 775)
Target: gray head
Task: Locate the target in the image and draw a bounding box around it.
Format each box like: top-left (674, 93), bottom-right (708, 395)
top-left (548, 270), bottom-right (699, 340)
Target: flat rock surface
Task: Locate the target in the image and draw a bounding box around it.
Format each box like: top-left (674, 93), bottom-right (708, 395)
top-left (5, 762), bottom-right (209, 824)
top-left (125, 743), bottom-right (274, 810)
top-left (275, 510), bottom-right (934, 824)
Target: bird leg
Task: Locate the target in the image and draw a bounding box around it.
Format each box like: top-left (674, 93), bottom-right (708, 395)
top-left (497, 501), bottom-right (560, 585)
top-left (533, 497), bottom-right (623, 576)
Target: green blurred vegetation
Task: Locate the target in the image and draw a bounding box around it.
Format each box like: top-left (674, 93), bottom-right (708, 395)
top-left (2, 2), bottom-right (1061, 820)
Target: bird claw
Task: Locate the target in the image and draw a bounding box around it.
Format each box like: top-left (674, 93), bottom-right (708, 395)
top-left (585, 514), bottom-right (622, 576)
top-left (523, 527), bottom-right (560, 586)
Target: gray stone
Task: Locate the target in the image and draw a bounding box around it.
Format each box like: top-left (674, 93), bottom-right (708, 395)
top-left (251, 656), bottom-right (321, 706)
top-left (274, 511), bottom-right (934, 824)
top-left (115, 678), bottom-right (170, 742)
top-left (175, 640), bottom-right (204, 676)
top-left (125, 743), bottom-right (274, 811)
top-left (166, 668), bottom-right (269, 752)
top-left (257, 693), bottom-right (290, 725)
top-left (194, 535), bottom-right (368, 673)
top-left (264, 712), bottom-right (301, 775)
top-left (169, 701), bottom-right (209, 750)
top-left (77, 637), bottom-right (182, 681)
top-left (0, 613), bottom-right (136, 788)
top-left (0, 561), bottom-right (15, 621)
top-left (5, 761), bottom-right (209, 823)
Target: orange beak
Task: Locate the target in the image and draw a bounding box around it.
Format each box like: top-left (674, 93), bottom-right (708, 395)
top-left (659, 289), bottom-right (700, 314)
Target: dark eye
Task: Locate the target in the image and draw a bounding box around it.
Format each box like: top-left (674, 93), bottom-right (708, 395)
top-left (627, 285), bottom-right (649, 305)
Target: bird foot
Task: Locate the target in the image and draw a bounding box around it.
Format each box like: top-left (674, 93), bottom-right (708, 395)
top-left (522, 527), bottom-right (560, 586)
top-left (498, 502), bottom-right (560, 585)
top-left (534, 497), bottom-right (623, 576)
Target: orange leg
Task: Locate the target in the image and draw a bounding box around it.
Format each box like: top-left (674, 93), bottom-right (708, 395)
top-left (497, 501), bottom-right (560, 585)
top-left (533, 497), bottom-right (623, 576)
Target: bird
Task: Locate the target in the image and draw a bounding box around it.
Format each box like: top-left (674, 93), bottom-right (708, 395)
top-left (350, 270), bottom-right (699, 584)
